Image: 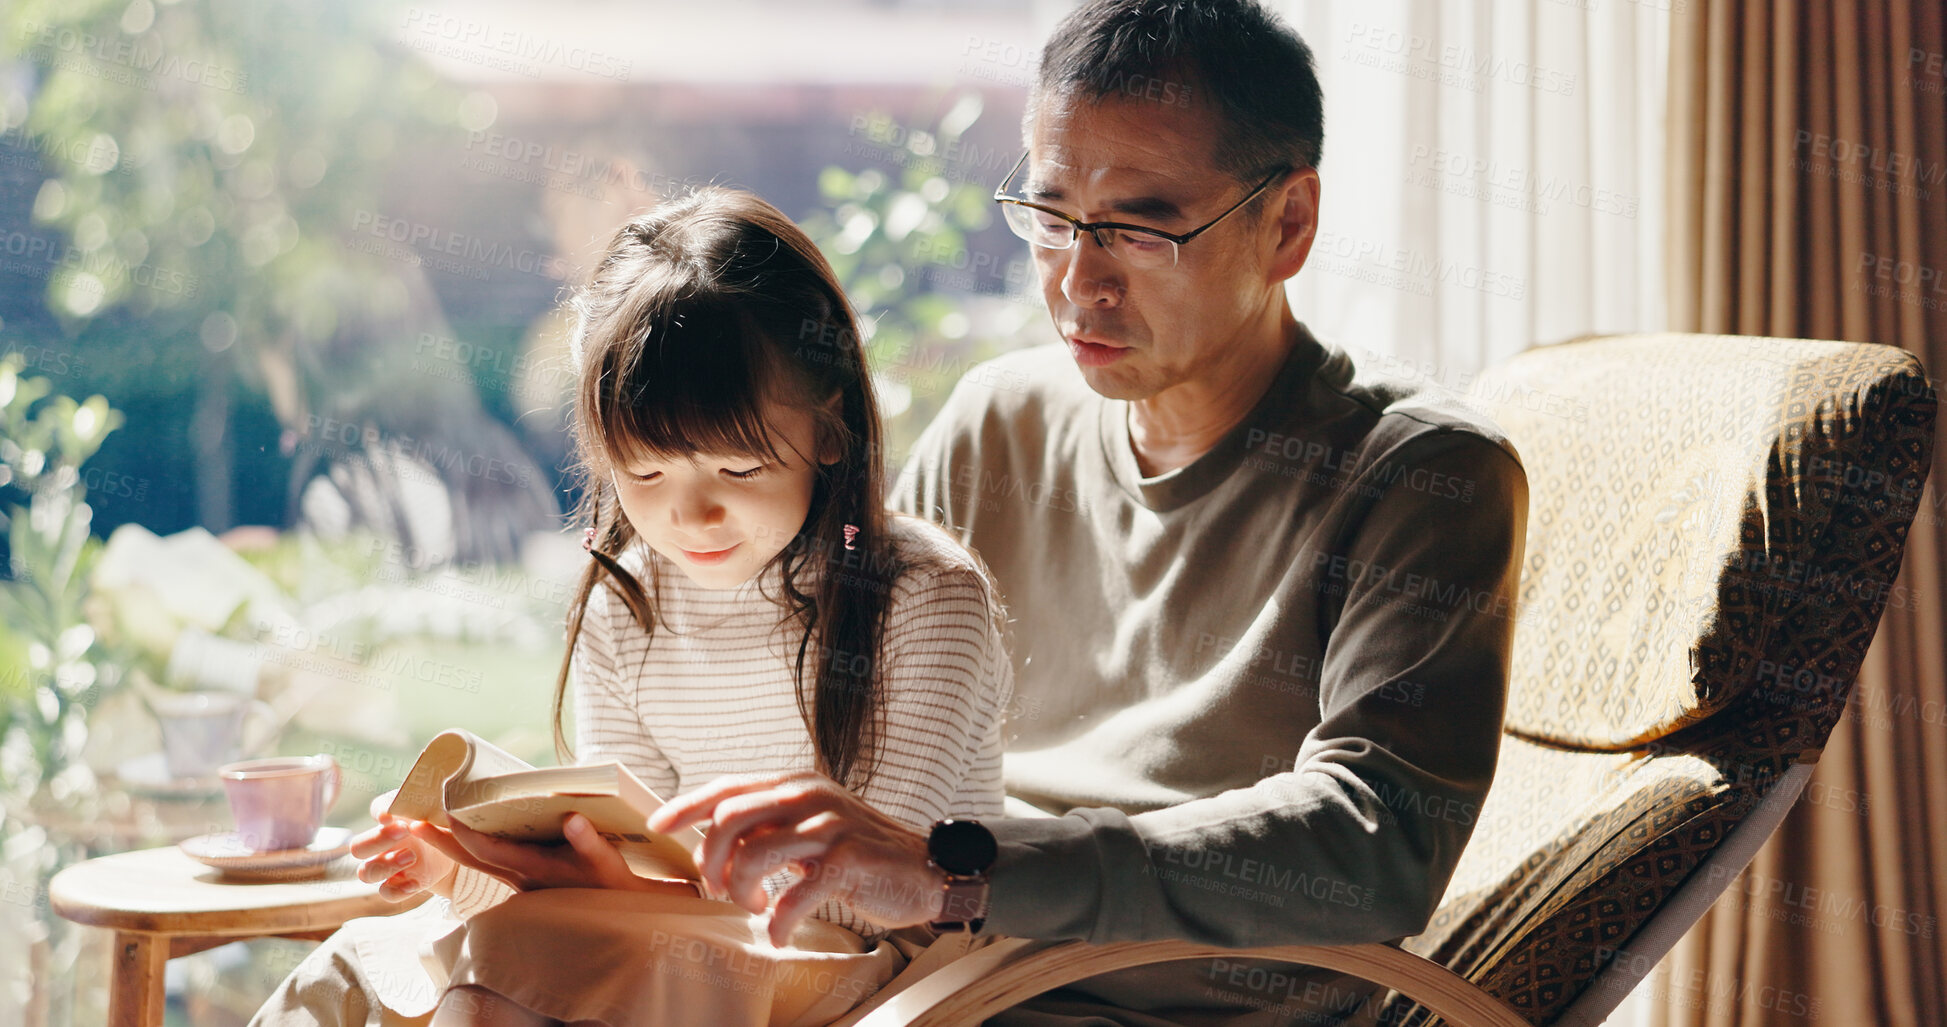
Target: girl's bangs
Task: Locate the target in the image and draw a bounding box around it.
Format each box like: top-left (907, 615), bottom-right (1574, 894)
top-left (591, 302), bottom-right (796, 471)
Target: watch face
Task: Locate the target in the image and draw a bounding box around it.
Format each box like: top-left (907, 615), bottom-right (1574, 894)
top-left (930, 819), bottom-right (998, 876)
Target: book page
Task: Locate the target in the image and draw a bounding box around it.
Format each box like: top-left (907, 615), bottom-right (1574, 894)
top-left (452, 792), bottom-right (700, 880)
top-left (451, 764), bottom-right (618, 805)
top-left (385, 737), bottom-right (703, 881)
top-left (386, 728), bottom-right (535, 825)
top-left (451, 762), bottom-right (701, 880)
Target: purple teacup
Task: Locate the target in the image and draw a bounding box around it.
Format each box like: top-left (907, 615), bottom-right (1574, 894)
top-left (219, 754), bottom-right (341, 852)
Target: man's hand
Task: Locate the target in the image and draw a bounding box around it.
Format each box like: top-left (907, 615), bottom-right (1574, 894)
top-left (647, 771), bottom-right (947, 947)
top-left (411, 813), bottom-right (700, 898)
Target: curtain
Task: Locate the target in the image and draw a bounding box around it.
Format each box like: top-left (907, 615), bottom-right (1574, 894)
top-left (1271, 0), bottom-right (1669, 378)
top-left (1653, 1), bottom-right (1947, 1024)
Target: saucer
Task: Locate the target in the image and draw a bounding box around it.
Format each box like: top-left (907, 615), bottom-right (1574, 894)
top-left (179, 827), bottom-right (354, 881)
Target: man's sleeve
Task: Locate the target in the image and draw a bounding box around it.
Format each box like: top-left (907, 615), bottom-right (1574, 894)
top-left (978, 431), bottom-right (1529, 947)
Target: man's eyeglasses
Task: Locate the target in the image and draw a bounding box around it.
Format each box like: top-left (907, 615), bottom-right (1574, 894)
top-left (991, 151), bottom-right (1289, 270)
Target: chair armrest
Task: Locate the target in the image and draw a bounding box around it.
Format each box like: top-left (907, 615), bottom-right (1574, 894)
top-left (849, 937), bottom-right (1528, 1027)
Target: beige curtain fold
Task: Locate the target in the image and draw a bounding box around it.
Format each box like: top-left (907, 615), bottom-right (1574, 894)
top-left (1659, 1), bottom-right (1947, 1024)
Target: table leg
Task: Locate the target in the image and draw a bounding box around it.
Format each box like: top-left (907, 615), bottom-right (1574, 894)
top-left (108, 931), bottom-right (168, 1027)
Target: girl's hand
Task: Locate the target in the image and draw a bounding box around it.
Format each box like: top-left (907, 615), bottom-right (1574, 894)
top-left (352, 814), bottom-right (459, 902)
top-left (411, 813), bottom-right (702, 898)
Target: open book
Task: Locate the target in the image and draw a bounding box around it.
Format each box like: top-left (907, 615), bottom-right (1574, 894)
top-left (386, 728), bottom-right (702, 881)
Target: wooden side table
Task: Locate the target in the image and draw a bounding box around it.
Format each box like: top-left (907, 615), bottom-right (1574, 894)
top-left (49, 846), bottom-right (427, 1027)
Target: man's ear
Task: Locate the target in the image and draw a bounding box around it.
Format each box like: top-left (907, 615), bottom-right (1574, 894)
top-left (1266, 168), bottom-right (1321, 284)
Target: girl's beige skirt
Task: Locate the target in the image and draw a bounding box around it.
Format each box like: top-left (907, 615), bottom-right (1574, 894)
top-left (310, 889), bottom-right (907, 1027)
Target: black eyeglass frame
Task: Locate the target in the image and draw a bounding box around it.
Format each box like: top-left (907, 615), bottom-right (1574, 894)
top-left (991, 150), bottom-right (1291, 261)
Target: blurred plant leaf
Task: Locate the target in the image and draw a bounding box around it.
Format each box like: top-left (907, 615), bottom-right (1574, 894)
top-left (0, 355), bottom-right (120, 819)
top-left (799, 92), bottom-right (1020, 439)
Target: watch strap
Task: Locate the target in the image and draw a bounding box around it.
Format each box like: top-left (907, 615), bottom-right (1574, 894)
top-left (928, 872), bottom-right (989, 933)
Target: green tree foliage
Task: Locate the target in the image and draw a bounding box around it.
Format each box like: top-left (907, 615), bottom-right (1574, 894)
top-left (0, 0), bottom-right (484, 417)
top-left (1, 0), bottom-right (558, 556)
top-left (798, 92), bottom-right (1034, 459)
top-left (0, 356), bottom-right (121, 815)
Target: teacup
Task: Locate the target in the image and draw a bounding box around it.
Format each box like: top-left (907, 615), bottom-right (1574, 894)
top-left (219, 754), bottom-right (341, 852)
top-left (148, 690), bottom-right (276, 779)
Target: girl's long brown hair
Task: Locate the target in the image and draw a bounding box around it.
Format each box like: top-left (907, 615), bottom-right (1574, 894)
top-left (552, 187), bottom-right (902, 791)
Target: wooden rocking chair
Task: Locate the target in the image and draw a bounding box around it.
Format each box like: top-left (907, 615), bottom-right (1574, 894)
top-left (832, 333), bottom-right (1938, 1026)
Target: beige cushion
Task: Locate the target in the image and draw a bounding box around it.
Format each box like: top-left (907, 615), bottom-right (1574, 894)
top-left (1471, 333), bottom-right (1932, 749)
top-left (1381, 333), bottom-right (1936, 1023)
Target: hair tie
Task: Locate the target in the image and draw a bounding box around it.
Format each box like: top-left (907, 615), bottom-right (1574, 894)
top-left (843, 524), bottom-right (859, 551)
top-left (583, 526), bottom-right (597, 553)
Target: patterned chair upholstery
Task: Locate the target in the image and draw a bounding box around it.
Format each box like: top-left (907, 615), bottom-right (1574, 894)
top-left (846, 333), bottom-right (1937, 1027)
top-left (1386, 333), bottom-right (1938, 1023)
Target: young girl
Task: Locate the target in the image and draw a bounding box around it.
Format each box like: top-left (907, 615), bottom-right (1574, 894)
top-left (273, 188), bottom-right (1012, 1027)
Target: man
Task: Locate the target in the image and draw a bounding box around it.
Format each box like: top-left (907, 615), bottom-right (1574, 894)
top-left (651, 1), bottom-right (1529, 1023)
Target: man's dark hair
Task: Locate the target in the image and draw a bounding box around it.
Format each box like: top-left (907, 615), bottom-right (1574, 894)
top-left (1028, 0), bottom-right (1325, 184)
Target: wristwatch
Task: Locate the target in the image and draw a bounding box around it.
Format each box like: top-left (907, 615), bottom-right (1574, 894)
top-left (925, 818), bottom-right (996, 933)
